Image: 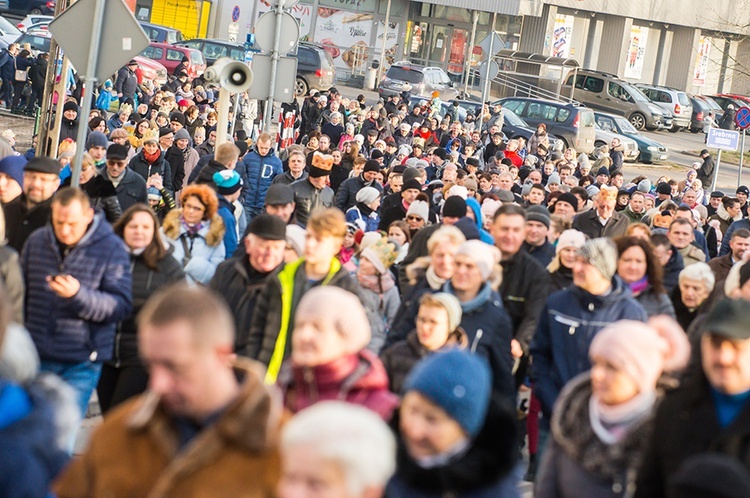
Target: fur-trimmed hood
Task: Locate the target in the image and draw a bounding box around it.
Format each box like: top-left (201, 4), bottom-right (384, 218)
top-left (405, 256), bottom-right (431, 286)
top-left (161, 208), bottom-right (225, 247)
top-left (551, 372), bottom-right (655, 481)
top-left (717, 201), bottom-right (742, 223)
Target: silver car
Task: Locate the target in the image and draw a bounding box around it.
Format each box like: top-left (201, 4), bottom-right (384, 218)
top-left (594, 124), bottom-right (640, 162)
top-left (635, 84), bottom-right (693, 132)
top-left (378, 62), bottom-right (459, 100)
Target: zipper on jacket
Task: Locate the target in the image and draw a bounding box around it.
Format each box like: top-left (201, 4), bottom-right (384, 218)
top-left (471, 328), bottom-right (483, 353)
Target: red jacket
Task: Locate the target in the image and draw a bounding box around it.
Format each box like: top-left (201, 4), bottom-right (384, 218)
top-left (504, 150), bottom-right (523, 167)
top-left (279, 350), bottom-right (399, 421)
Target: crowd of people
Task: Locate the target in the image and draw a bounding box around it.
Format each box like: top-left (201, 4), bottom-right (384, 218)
top-left (1, 61), bottom-right (750, 497)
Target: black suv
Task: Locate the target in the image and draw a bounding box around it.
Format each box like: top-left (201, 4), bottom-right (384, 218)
top-left (175, 38), bottom-right (245, 66)
top-left (292, 42), bottom-right (334, 96)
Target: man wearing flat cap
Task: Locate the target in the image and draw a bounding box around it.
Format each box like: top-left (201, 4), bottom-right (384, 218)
top-left (210, 214), bottom-right (288, 353)
top-left (636, 299), bottom-right (750, 497)
top-left (4, 157), bottom-right (61, 251)
top-left (572, 185), bottom-right (629, 239)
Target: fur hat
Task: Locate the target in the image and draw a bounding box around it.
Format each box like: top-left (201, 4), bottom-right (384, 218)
top-left (308, 151), bottom-right (334, 178)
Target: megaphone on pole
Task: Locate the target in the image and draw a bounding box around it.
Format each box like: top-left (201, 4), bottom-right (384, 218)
top-left (204, 57), bottom-right (253, 93)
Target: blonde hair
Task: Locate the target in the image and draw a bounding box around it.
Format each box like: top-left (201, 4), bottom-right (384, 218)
top-left (426, 225), bottom-right (466, 254)
top-left (307, 208), bottom-right (347, 239)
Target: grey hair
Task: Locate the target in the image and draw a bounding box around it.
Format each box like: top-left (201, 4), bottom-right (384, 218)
top-left (281, 402), bottom-right (396, 495)
top-left (678, 262), bottom-right (715, 292)
top-left (330, 112), bottom-right (342, 121)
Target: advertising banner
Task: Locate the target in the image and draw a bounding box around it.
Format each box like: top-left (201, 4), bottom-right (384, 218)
top-left (693, 36), bottom-right (711, 86)
top-left (624, 26), bottom-right (649, 80)
top-left (551, 14), bottom-right (574, 58)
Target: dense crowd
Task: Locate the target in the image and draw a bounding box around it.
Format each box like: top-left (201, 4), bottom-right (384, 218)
top-left (1, 56), bottom-right (750, 498)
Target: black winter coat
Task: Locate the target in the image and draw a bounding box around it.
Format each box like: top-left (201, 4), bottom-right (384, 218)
top-left (635, 372), bottom-right (750, 498)
top-left (334, 175), bottom-right (383, 212)
top-left (64, 175), bottom-right (122, 223)
top-left (127, 149), bottom-right (174, 193)
top-left (164, 145), bottom-right (185, 191)
top-left (28, 58), bottom-right (47, 88)
top-left (3, 194), bottom-right (52, 252)
top-left (209, 256), bottom-right (279, 353)
top-left (111, 250), bottom-right (184, 367)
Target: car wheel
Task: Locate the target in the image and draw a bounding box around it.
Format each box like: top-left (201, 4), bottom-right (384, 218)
top-left (629, 113), bottom-right (646, 130)
top-left (690, 128), bottom-right (701, 134)
top-left (30, 8), bottom-right (43, 14)
top-left (669, 126), bottom-right (681, 133)
top-left (294, 77), bottom-right (308, 97)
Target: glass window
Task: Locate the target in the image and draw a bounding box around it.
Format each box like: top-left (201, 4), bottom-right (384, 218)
top-left (678, 93), bottom-right (690, 106)
top-left (583, 76), bottom-right (603, 93)
top-left (657, 90), bottom-right (671, 103)
top-left (230, 48), bottom-right (245, 61)
top-left (319, 0), bottom-right (377, 13)
top-left (166, 49), bottom-right (183, 61)
top-left (190, 50), bottom-right (204, 65)
top-left (385, 66), bottom-right (424, 84)
top-left (579, 110), bottom-right (595, 128)
top-left (433, 5), bottom-right (471, 22)
top-left (377, 0), bottom-right (405, 16)
top-left (556, 108), bottom-right (570, 122)
top-left (203, 42), bottom-right (228, 59)
top-left (503, 99), bottom-right (525, 115)
top-left (596, 115), bottom-right (615, 131)
top-left (608, 82), bottom-right (632, 102)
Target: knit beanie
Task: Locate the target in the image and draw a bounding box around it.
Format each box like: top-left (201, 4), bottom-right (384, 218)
top-left (637, 179), bottom-right (652, 193)
top-left (586, 185), bottom-right (600, 199)
top-left (0, 155), bottom-right (26, 187)
top-left (86, 131), bottom-right (109, 150)
top-left (294, 287), bottom-right (370, 355)
top-left (454, 240), bottom-right (500, 280)
top-left (446, 185), bottom-right (468, 200)
top-left (578, 237), bottom-right (618, 281)
top-left (363, 159), bottom-right (380, 173)
top-left (556, 229), bottom-right (587, 254)
top-left (521, 183), bottom-right (533, 197)
top-left (589, 319), bottom-right (690, 394)
top-left (63, 101), bottom-right (78, 113)
top-left (443, 195), bottom-right (467, 218)
top-left (557, 192), bottom-right (578, 210)
top-left (669, 453), bottom-right (750, 498)
top-left (356, 186), bottom-right (380, 206)
top-left (403, 167), bottom-right (421, 184)
top-left (526, 205), bottom-right (551, 228)
top-left (360, 231), bottom-right (382, 251)
top-left (213, 170), bottom-right (243, 195)
top-left (480, 199), bottom-right (502, 223)
top-left (285, 224), bottom-right (306, 258)
top-left (406, 200), bottom-right (429, 222)
top-left (404, 350), bottom-right (491, 437)
top-left (547, 172), bottom-right (561, 185)
top-left (424, 292), bottom-right (463, 333)
top-left (174, 128), bottom-right (191, 142)
top-left (147, 186), bottom-right (162, 201)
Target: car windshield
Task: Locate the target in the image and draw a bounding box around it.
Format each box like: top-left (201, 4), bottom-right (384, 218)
top-left (628, 85), bottom-right (650, 103)
top-left (18, 33), bottom-right (50, 53)
top-left (190, 49), bottom-right (204, 65)
top-left (0, 17), bottom-right (19, 35)
top-left (502, 109), bottom-right (529, 127)
top-left (386, 66), bottom-right (424, 84)
top-left (614, 116), bottom-right (639, 134)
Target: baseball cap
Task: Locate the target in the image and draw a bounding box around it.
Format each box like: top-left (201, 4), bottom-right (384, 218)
top-left (265, 184), bottom-right (294, 206)
top-left (703, 299), bottom-right (750, 340)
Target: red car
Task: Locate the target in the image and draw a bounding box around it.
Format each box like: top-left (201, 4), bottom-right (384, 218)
top-left (141, 42), bottom-right (206, 80)
top-left (133, 55), bottom-right (169, 87)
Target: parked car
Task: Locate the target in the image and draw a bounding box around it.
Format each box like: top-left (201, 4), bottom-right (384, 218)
top-left (133, 55), bottom-right (168, 87)
top-left (139, 22), bottom-right (183, 45)
top-left (15, 13), bottom-right (50, 32)
top-left (0, 15), bottom-right (19, 49)
top-left (496, 96), bottom-right (596, 153)
top-left (688, 95), bottom-right (724, 133)
top-left (708, 94), bottom-right (746, 112)
top-left (562, 69), bottom-right (665, 131)
top-left (378, 61), bottom-right (459, 100)
top-left (13, 28), bottom-right (49, 55)
top-left (141, 42), bottom-right (205, 79)
top-left (499, 108), bottom-right (559, 144)
top-left (593, 111), bottom-right (668, 163)
top-left (593, 122), bottom-right (640, 162)
top-left (292, 42), bottom-right (335, 96)
top-left (0, 0), bottom-right (54, 16)
top-left (634, 84), bottom-right (693, 132)
top-left (408, 96), bottom-right (483, 124)
top-left (175, 38), bottom-right (245, 66)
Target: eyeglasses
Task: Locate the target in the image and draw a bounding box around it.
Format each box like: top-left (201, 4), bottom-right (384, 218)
top-left (406, 215), bottom-right (423, 222)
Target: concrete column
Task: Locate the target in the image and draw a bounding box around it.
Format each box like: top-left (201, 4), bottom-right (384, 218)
top-left (664, 26), bottom-right (701, 90)
top-left (596, 15), bottom-right (633, 75)
top-left (731, 37), bottom-right (750, 95)
top-left (653, 29), bottom-right (673, 86)
top-left (518, 3), bottom-right (557, 55)
top-left (583, 17), bottom-right (603, 69)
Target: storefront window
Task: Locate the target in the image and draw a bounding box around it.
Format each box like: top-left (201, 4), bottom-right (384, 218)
top-left (319, 0), bottom-right (377, 13)
top-left (377, 0), bottom-right (405, 17)
top-left (433, 5), bottom-right (472, 23)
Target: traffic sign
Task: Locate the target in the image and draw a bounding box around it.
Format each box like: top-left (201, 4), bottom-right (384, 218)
top-left (254, 11), bottom-right (299, 54)
top-left (736, 106), bottom-right (750, 130)
top-left (231, 5), bottom-right (241, 23)
top-left (479, 60), bottom-right (499, 81)
top-left (706, 127), bottom-right (740, 151)
top-left (248, 54), bottom-right (297, 102)
top-left (48, 0), bottom-right (149, 82)
top-left (478, 31), bottom-right (504, 58)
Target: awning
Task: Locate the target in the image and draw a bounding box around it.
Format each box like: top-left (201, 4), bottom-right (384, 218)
top-left (418, 0), bottom-right (525, 16)
top-left (495, 49), bottom-right (580, 67)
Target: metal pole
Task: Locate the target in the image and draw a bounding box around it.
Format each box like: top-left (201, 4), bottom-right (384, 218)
top-left (475, 12), bottom-right (496, 137)
top-left (739, 129), bottom-right (746, 188)
top-left (216, 88), bottom-right (231, 147)
top-left (377, 0), bottom-right (392, 82)
top-left (263, 0), bottom-right (285, 133)
top-left (463, 10), bottom-right (478, 98)
top-left (38, 0), bottom-right (69, 155)
top-left (228, 92), bottom-right (240, 140)
top-left (712, 148), bottom-right (723, 193)
top-left (70, 0), bottom-right (105, 187)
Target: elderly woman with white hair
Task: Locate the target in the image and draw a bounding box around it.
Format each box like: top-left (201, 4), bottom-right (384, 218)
top-left (671, 262), bottom-right (715, 331)
top-left (278, 401), bottom-right (396, 498)
top-left (322, 111), bottom-right (345, 148)
top-left (277, 286), bottom-right (399, 421)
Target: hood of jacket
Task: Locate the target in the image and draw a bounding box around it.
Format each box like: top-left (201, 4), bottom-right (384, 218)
top-left (162, 208), bottom-right (225, 247)
top-left (717, 201), bottom-right (742, 223)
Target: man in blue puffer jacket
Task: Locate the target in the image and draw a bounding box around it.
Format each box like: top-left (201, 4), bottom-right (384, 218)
top-left (530, 237), bottom-right (647, 421)
top-left (21, 187), bottom-right (132, 417)
top-left (241, 132), bottom-right (283, 222)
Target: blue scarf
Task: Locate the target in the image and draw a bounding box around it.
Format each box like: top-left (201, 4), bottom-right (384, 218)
top-left (443, 281), bottom-right (492, 314)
